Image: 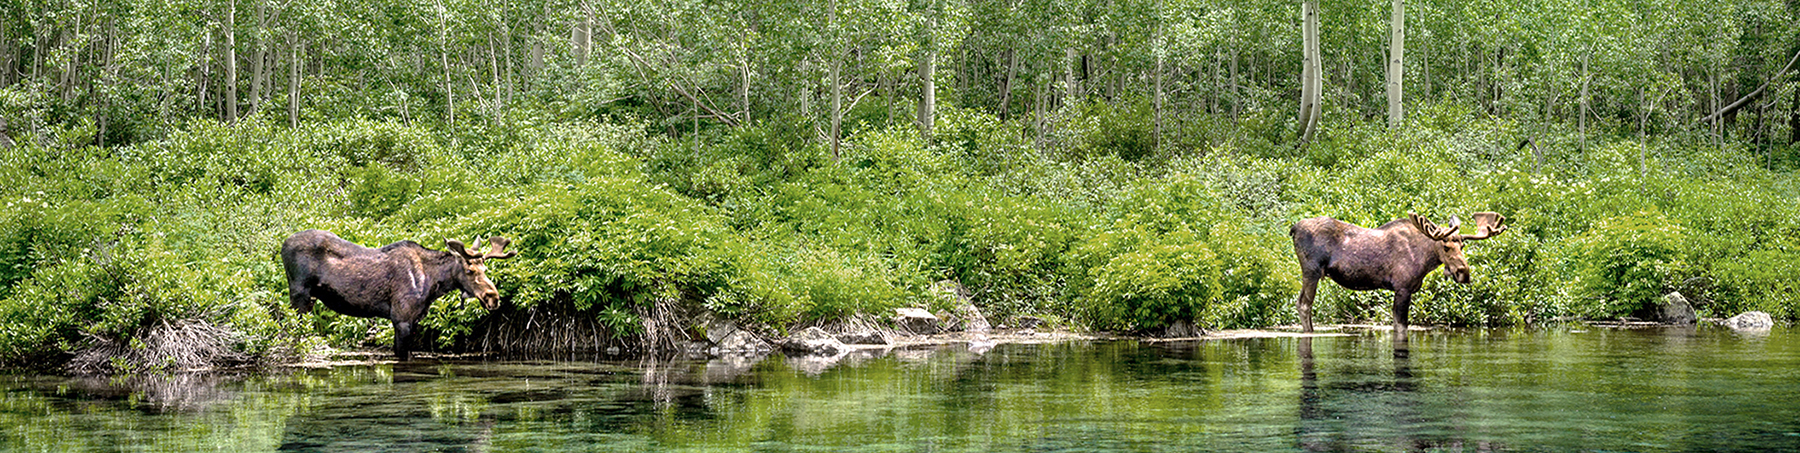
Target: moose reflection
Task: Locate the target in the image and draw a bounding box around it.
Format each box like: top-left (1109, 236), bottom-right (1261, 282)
top-left (1290, 212), bottom-right (1508, 343)
top-left (281, 229), bottom-right (516, 360)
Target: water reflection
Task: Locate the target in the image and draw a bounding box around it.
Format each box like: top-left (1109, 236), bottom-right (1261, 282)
top-left (5, 327), bottom-right (1800, 452)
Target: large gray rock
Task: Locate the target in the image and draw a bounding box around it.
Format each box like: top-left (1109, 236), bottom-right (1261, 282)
top-left (1013, 316), bottom-right (1043, 330)
top-left (834, 330), bottom-right (891, 346)
top-left (1161, 319), bottom-right (1205, 338)
top-left (781, 327), bottom-right (848, 356)
top-left (1725, 311), bottom-right (1775, 329)
top-left (1656, 292), bottom-right (1698, 325)
top-left (895, 307), bottom-right (941, 335)
top-left (931, 280), bottom-right (990, 332)
top-left (712, 329), bottom-right (772, 353)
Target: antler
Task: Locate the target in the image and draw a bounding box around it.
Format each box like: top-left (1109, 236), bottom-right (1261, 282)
top-left (1460, 212), bottom-right (1508, 241)
top-left (445, 239), bottom-right (479, 259)
top-left (481, 236), bottom-right (517, 259)
top-left (1408, 213), bottom-right (1461, 241)
top-left (446, 237), bottom-right (517, 259)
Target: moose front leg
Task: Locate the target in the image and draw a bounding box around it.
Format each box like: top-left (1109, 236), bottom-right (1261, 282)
top-left (393, 321), bottom-right (416, 362)
top-left (1390, 289), bottom-right (1413, 346)
top-left (1297, 274), bottom-right (1320, 333)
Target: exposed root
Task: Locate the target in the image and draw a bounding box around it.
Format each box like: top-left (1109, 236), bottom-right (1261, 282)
top-left (69, 319), bottom-right (249, 374)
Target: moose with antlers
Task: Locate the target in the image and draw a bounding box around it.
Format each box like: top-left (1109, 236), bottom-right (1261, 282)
top-left (281, 229), bottom-right (517, 360)
top-left (1290, 212), bottom-right (1508, 344)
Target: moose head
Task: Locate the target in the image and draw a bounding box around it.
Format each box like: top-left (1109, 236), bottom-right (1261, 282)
top-left (1407, 212), bottom-right (1508, 284)
top-left (445, 236), bottom-right (518, 310)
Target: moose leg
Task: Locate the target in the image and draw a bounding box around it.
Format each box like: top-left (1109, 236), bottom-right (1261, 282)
top-left (1391, 289), bottom-right (1413, 346)
top-left (1297, 274), bottom-right (1320, 333)
top-left (393, 321), bottom-right (415, 361)
top-left (288, 288), bottom-right (314, 315)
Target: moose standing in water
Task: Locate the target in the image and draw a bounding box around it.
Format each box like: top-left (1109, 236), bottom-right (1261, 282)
top-left (281, 229), bottom-right (516, 360)
top-left (1290, 212), bottom-right (1508, 344)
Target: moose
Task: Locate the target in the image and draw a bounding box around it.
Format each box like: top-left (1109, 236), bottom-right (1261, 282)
top-left (1290, 212), bottom-right (1508, 344)
top-left (281, 229), bottom-right (516, 360)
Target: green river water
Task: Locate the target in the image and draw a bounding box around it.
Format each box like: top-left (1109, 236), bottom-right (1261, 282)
top-left (3, 326), bottom-right (1797, 452)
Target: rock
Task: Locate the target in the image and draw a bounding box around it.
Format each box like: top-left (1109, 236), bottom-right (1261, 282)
top-left (835, 331), bottom-right (891, 346)
top-left (1161, 319), bottom-right (1205, 338)
top-left (1656, 292), bottom-right (1698, 325)
top-left (931, 280), bottom-right (990, 332)
top-left (780, 327), bottom-right (848, 356)
top-left (1013, 316), bottom-right (1043, 330)
top-left (705, 319), bottom-right (742, 344)
top-left (713, 329), bottom-right (772, 353)
top-left (1725, 311), bottom-right (1774, 329)
top-left (895, 307), bottom-right (941, 335)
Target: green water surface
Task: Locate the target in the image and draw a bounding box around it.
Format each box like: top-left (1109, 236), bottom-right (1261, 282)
top-left (4, 326), bottom-right (1797, 452)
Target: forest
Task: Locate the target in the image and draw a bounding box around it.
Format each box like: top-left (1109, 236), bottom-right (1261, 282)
top-left (1, 0), bottom-right (1798, 372)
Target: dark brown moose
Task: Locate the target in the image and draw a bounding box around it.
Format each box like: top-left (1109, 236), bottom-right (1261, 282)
top-left (1289, 212), bottom-right (1507, 344)
top-left (281, 229), bottom-right (516, 360)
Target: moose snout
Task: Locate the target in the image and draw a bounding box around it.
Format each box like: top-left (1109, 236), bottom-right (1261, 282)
top-left (478, 291), bottom-right (501, 309)
top-left (1451, 270), bottom-right (1471, 284)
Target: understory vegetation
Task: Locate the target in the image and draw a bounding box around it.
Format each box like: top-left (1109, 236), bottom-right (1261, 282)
top-left (3, 105), bottom-right (1796, 371)
top-left (2, 0), bottom-right (1798, 371)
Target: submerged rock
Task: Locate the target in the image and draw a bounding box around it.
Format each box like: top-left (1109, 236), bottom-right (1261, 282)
top-left (895, 307), bottom-right (941, 335)
top-left (1724, 311), bottom-right (1774, 329)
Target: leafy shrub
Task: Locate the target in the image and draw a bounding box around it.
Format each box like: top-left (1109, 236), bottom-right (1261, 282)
top-left (1567, 211), bottom-right (1689, 318)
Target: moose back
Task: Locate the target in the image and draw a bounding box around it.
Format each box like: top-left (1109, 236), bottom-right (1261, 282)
top-left (280, 229), bottom-right (515, 360)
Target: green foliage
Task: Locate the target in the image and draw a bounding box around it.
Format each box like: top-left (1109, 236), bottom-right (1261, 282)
top-left (1568, 212), bottom-right (1690, 318)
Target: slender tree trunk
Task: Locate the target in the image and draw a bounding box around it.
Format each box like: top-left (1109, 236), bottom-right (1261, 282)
top-left (740, 13), bottom-right (751, 125)
top-left (1154, 0), bottom-right (1164, 149)
top-left (999, 48), bottom-right (1017, 121)
top-left (1790, 82), bottom-right (1799, 145)
top-left (225, 0), bottom-right (238, 122)
top-left (919, 41), bottom-right (935, 139)
top-left (829, 0), bottom-right (841, 160)
top-left (1297, 0), bottom-right (1322, 147)
top-left (439, 2), bottom-right (454, 125)
top-left (1579, 54), bottom-right (1588, 152)
top-left (289, 33), bottom-right (300, 127)
top-left (249, 0), bottom-right (265, 117)
top-left (573, 6), bottom-right (592, 66)
top-left (1229, 44), bottom-right (1239, 118)
top-left (198, 28), bottom-right (211, 116)
top-left (488, 30), bottom-right (502, 119)
top-left (1386, 0), bottom-right (1404, 128)
top-left (1065, 47), bottom-right (1078, 108)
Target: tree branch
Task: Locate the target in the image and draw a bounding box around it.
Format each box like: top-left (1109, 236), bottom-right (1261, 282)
top-left (1701, 48), bottom-right (1800, 124)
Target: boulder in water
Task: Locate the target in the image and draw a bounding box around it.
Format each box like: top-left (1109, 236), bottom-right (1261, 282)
top-left (1655, 292), bottom-right (1697, 325)
top-left (781, 327), bottom-right (848, 356)
top-left (1724, 311), bottom-right (1774, 329)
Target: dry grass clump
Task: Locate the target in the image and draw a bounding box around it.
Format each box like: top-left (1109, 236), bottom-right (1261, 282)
top-left (69, 319), bottom-right (248, 374)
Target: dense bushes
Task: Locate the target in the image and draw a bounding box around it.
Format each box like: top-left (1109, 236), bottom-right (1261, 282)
top-left (1, 100), bottom-right (1798, 371)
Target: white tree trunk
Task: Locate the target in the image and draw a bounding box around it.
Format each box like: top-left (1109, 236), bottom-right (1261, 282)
top-left (1296, 0), bottom-right (1321, 146)
top-left (225, 0), bottom-right (238, 122)
top-left (1386, 0), bottom-right (1404, 128)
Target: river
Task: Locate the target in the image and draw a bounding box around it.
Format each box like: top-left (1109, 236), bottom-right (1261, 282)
top-left (3, 326), bottom-right (1797, 452)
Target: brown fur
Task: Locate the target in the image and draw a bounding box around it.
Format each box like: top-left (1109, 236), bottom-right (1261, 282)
top-left (280, 229), bottom-right (514, 360)
top-left (1289, 213), bottom-right (1506, 345)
